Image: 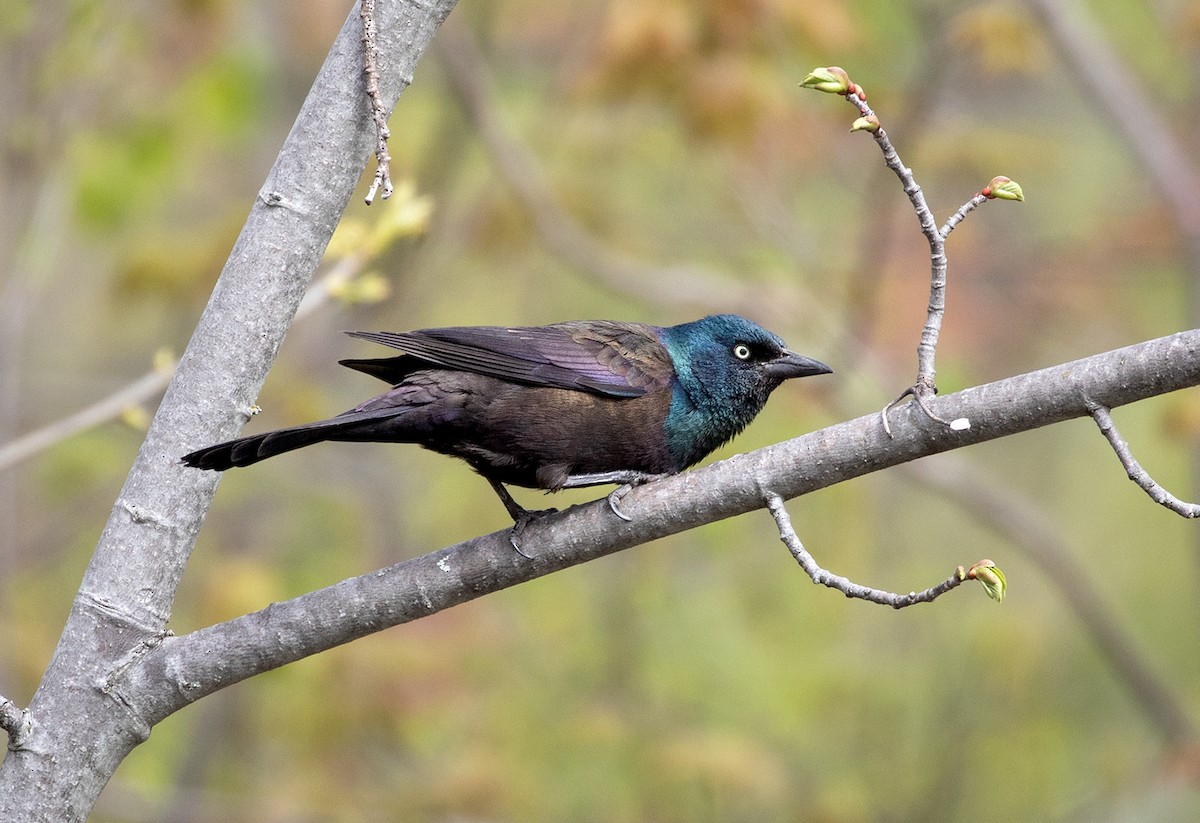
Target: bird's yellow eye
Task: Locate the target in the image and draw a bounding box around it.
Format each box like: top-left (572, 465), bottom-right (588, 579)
top-left (733, 343), bottom-right (752, 360)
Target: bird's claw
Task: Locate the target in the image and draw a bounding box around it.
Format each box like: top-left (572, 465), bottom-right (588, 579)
top-left (607, 485), bottom-right (635, 522)
top-left (508, 506), bottom-right (557, 558)
top-left (881, 385), bottom-right (948, 438)
top-left (606, 473), bottom-right (669, 521)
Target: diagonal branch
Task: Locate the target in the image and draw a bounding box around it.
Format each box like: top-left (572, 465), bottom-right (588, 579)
top-left (110, 329), bottom-right (1200, 727)
top-left (1089, 403), bottom-right (1200, 519)
top-left (0, 2), bottom-right (460, 817)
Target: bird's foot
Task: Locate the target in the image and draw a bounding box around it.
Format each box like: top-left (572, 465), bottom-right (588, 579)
top-left (507, 505), bottom-right (557, 558)
top-left (605, 472), bottom-right (669, 522)
top-left (488, 478), bottom-right (557, 557)
top-left (881, 383), bottom-right (948, 438)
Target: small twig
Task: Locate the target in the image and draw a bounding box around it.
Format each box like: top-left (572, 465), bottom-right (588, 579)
top-left (843, 93), bottom-right (946, 400)
top-left (1088, 402), bottom-right (1200, 518)
top-left (879, 386), bottom-right (913, 437)
top-left (0, 257), bottom-right (372, 474)
top-left (941, 193), bottom-right (989, 239)
top-left (764, 493), bottom-right (966, 608)
top-left (0, 694), bottom-right (31, 749)
top-left (804, 69), bottom-right (1022, 437)
top-left (360, 0), bottom-right (393, 205)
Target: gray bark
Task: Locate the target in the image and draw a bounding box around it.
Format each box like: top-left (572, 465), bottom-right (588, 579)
top-left (0, 1), bottom-right (457, 819)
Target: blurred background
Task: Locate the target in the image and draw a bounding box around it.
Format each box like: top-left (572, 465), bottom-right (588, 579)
top-left (3, 0), bottom-right (1200, 820)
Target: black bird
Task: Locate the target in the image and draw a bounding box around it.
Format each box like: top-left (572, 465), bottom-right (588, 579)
top-left (182, 314), bottom-right (831, 526)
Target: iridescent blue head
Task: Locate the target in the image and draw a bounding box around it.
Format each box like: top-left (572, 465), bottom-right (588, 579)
top-left (658, 314), bottom-right (831, 469)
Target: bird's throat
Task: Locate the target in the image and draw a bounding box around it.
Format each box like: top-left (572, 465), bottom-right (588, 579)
top-left (662, 381), bottom-right (758, 470)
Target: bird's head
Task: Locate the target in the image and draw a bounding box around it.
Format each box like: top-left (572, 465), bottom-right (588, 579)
top-left (660, 314), bottom-right (832, 467)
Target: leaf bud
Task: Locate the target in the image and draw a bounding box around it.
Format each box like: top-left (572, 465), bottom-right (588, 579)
top-left (850, 114), bottom-right (881, 133)
top-left (982, 176), bottom-right (1024, 202)
top-left (967, 559), bottom-right (1007, 603)
top-left (800, 66), bottom-right (852, 95)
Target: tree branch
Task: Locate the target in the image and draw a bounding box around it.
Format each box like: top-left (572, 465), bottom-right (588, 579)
top-left (765, 494), bottom-right (969, 606)
top-left (108, 329), bottom-right (1200, 727)
top-left (0, 2), bottom-right (459, 819)
top-left (840, 87), bottom-right (947, 397)
top-left (0, 694), bottom-right (30, 749)
top-left (1089, 403), bottom-right (1200, 518)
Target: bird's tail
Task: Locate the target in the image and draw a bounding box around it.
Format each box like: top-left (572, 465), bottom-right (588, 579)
top-left (181, 409), bottom-right (398, 471)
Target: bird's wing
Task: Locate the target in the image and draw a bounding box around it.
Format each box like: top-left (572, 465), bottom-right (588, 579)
top-left (343, 321), bottom-right (675, 398)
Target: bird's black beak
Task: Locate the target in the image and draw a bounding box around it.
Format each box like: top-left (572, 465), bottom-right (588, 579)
top-left (765, 350), bottom-right (833, 380)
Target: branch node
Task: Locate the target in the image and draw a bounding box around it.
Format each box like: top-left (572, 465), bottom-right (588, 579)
top-left (0, 695), bottom-right (32, 750)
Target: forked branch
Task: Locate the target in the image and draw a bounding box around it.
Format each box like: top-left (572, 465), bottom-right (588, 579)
top-left (800, 67), bottom-right (1023, 434)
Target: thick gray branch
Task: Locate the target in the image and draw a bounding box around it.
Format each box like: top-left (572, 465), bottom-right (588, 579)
top-left (0, 2), bottom-right (458, 820)
top-left (113, 329), bottom-right (1200, 727)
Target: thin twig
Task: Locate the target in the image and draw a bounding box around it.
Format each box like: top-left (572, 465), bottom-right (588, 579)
top-left (1088, 402), bottom-right (1200, 518)
top-left (828, 82), bottom-right (1011, 434)
top-left (0, 258), bottom-right (369, 474)
top-left (880, 384), bottom-right (962, 438)
top-left (844, 92), bottom-right (945, 398)
top-left (0, 694), bottom-right (30, 749)
top-left (360, 0), bottom-right (393, 204)
top-left (764, 493), bottom-right (966, 608)
top-left (0, 367), bottom-right (174, 473)
top-left (941, 193), bottom-right (989, 239)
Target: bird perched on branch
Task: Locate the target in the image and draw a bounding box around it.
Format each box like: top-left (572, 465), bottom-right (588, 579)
top-left (182, 314), bottom-right (831, 530)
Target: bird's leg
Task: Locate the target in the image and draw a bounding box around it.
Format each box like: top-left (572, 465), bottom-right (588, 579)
top-left (561, 470), bottom-right (671, 522)
top-left (487, 478), bottom-right (556, 558)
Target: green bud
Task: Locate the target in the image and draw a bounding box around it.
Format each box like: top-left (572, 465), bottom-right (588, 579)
top-left (850, 114), bottom-right (880, 133)
top-left (983, 176), bottom-right (1024, 202)
top-left (967, 559), bottom-right (1007, 603)
top-left (801, 66), bottom-right (851, 95)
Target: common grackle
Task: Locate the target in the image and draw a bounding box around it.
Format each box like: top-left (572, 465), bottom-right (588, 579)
top-left (182, 314), bottom-right (831, 526)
